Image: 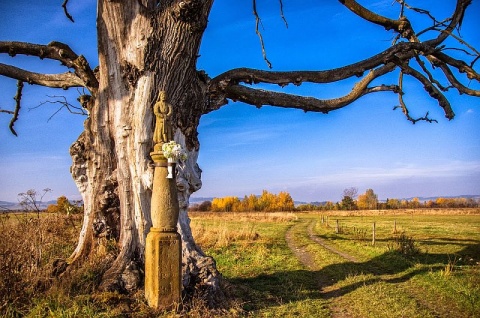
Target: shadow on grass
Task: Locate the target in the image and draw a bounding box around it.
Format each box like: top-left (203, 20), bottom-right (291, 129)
top-left (227, 242), bottom-right (480, 312)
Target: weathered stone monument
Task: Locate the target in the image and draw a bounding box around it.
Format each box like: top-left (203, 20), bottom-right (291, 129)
top-left (145, 91), bottom-right (182, 309)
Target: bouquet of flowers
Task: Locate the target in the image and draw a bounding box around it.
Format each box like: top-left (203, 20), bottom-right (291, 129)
top-left (162, 141), bottom-right (188, 162)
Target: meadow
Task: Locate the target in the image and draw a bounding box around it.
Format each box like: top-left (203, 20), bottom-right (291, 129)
top-left (0, 209), bottom-right (479, 317)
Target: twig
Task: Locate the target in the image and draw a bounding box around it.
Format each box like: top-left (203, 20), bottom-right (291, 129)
top-left (0, 108), bottom-right (14, 115)
top-left (252, 0), bottom-right (272, 69)
top-left (414, 55), bottom-right (450, 91)
top-left (62, 0), bottom-right (75, 22)
top-left (395, 70), bottom-right (440, 124)
top-left (279, 0), bottom-right (288, 28)
top-left (30, 95), bottom-right (87, 121)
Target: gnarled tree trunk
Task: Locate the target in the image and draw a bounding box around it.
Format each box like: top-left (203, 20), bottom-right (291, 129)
top-left (69, 0), bottom-right (222, 303)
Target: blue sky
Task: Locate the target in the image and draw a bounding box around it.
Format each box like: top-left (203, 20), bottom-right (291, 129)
top-left (0, 0), bottom-right (479, 203)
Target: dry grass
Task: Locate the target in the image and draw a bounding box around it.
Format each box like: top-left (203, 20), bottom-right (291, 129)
top-left (190, 212), bottom-right (297, 249)
top-left (0, 212), bottom-right (80, 315)
top-left (313, 208), bottom-right (480, 216)
top-left (189, 211), bottom-right (298, 222)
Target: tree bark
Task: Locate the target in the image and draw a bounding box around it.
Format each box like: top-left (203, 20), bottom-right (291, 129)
top-left (69, 0), bottom-right (222, 303)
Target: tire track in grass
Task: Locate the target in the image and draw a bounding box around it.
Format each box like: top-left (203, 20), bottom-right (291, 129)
top-left (286, 218), bottom-right (463, 318)
top-left (307, 221), bottom-right (359, 263)
top-left (285, 220), bottom-right (317, 270)
top-left (285, 219), bottom-right (357, 317)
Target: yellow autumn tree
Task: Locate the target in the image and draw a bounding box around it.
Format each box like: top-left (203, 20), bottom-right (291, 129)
top-left (357, 189), bottom-right (378, 210)
top-left (211, 196), bottom-right (240, 212)
top-left (276, 191), bottom-right (295, 211)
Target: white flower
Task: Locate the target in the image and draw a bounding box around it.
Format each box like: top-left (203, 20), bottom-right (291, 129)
top-left (162, 141), bottom-right (188, 161)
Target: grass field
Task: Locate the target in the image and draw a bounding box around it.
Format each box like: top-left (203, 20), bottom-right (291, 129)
top-left (190, 210), bottom-right (480, 317)
top-left (1, 209), bottom-right (479, 317)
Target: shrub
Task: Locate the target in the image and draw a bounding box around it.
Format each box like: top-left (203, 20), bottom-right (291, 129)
top-left (387, 232), bottom-right (420, 257)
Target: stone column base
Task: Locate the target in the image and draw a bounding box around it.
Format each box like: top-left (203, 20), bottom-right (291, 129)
top-left (145, 229), bottom-right (181, 309)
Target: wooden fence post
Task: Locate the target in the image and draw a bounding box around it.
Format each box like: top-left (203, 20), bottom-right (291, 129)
top-left (372, 222), bottom-right (376, 246)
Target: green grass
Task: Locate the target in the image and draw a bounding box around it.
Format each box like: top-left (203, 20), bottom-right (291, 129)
top-left (192, 213), bottom-right (331, 316)
top-left (2, 210), bottom-right (479, 317)
top-left (193, 211), bottom-right (480, 317)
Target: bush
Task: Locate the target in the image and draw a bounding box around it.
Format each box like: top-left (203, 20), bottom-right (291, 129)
top-left (46, 196), bottom-right (83, 214)
top-left (388, 232), bottom-right (420, 257)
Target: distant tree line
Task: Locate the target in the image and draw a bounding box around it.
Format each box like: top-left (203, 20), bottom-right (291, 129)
top-left (298, 188), bottom-right (480, 211)
top-left (189, 188), bottom-right (479, 212)
top-left (189, 190), bottom-right (295, 212)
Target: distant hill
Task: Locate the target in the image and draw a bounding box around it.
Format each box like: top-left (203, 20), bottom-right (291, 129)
top-left (189, 197), bottom-right (214, 204)
top-left (0, 200), bottom-right (57, 212)
top-left (394, 194), bottom-right (480, 202)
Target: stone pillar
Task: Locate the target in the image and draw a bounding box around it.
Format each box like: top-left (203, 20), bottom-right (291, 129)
top-left (145, 147), bottom-right (182, 309)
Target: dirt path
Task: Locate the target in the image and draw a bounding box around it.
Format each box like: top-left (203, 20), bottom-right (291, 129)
top-left (285, 219), bottom-right (358, 268)
top-left (285, 221), bottom-right (317, 269)
top-left (285, 219), bottom-right (358, 317)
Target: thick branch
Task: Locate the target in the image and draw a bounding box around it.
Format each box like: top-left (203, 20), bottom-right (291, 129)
top-left (221, 63), bottom-right (397, 113)
top-left (0, 41), bottom-right (98, 93)
top-left (340, 0), bottom-right (403, 31)
top-left (0, 63), bottom-right (85, 88)
top-left (434, 51), bottom-right (480, 82)
top-left (339, 0), bottom-right (415, 40)
top-left (437, 63), bottom-right (480, 97)
top-left (210, 41), bottom-right (437, 91)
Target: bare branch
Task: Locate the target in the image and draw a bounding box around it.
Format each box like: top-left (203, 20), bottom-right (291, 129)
top-left (396, 0), bottom-right (449, 26)
top-left (30, 95), bottom-right (87, 122)
top-left (414, 55), bottom-right (451, 92)
top-left (210, 41), bottom-right (437, 90)
top-left (62, 0), bottom-right (75, 23)
top-left (0, 109), bottom-right (14, 115)
top-left (252, 0), bottom-right (272, 68)
top-left (0, 63), bottom-right (85, 88)
top-left (425, 0), bottom-right (472, 47)
top-left (218, 63), bottom-right (397, 113)
top-left (211, 1), bottom-right (477, 121)
top-left (399, 63), bottom-right (454, 119)
top-left (434, 50), bottom-right (480, 82)
top-left (395, 71), bottom-right (437, 123)
top-left (279, 0), bottom-right (288, 28)
top-left (339, 0), bottom-right (415, 40)
top-left (437, 63), bottom-right (480, 97)
top-left (0, 41), bottom-right (98, 93)
top-left (9, 81), bottom-right (23, 136)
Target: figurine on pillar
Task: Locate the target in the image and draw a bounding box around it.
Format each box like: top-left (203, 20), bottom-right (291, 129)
top-left (146, 90), bottom-right (182, 309)
top-left (153, 91), bottom-right (173, 151)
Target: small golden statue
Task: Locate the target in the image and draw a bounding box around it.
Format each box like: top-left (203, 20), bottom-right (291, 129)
top-left (153, 91), bottom-right (173, 145)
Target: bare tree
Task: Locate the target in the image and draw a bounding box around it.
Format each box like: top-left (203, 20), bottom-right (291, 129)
top-left (0, 0), bottom-right (478, 304)
top-left (17, 188), bottom-right (52, 217)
